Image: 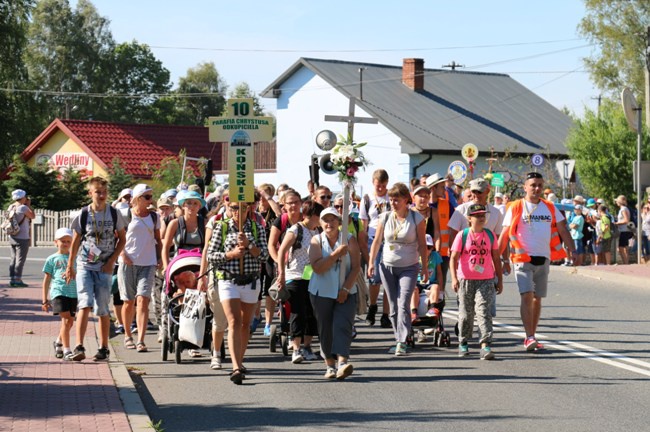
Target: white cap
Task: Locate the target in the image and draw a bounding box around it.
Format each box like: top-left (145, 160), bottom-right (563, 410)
top-left (12, 189), bottom-right (26, 200)
top-left (425, 234), bottom-right (434, 246)
top-left (118, 188), bottom-right (132, 200)
top-left (494, 192), bottom-right (503, 199)
top-left (132, 183), bottom-right (152, 199)
top-left (55, 227), bottom-right (73, 240)
top-left (320, 207), bottom-right (342, 220)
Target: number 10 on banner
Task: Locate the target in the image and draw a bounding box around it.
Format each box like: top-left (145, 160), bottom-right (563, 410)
top-left (228, 99), bottom-right (253, 117)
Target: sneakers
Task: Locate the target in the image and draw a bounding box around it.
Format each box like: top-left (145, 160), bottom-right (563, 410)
top-left (130, 322), bottom-right (138, 334)
top-left (210, 356), bottom-right (222, 370)
top-left (416, 330), bottom-right (427, 343)
top-left (524, 336), bottom-right (538, 352)
top-left (114, 324), bottom-right (125, 335)
top-left (535, 342), bottom-right (545, 351)
top-left (380, 314), bottom-right (391, 328)
top-left (292, 350), bottom-right (304, 364)
top-left (336, 363), bottom-right (354, 380)
top-left (458, 343), bottom-right (469, 357)
top-left (93, 347), bottom-right (110, 361)
top-left (53, 341), bottom-right (63, 359)
top-left (425, 308), bottom-right (440, 318)
top-left (62, 351), bottom-right (74, 361)
top-left (324, 367), bottom-right (337, 379)
top-left (366, 304), bottom-right (378, 326)
top-left (351, 326), bottom-right (357, 340)
top-left (263, 324), bottom-right (272, 337)
top-left (394, 342), bottom-right (407, 356)
top-left (10, 281), bottom-right (28, 287)
top-left (250, 317), bottom-right (261, 335)
top-left (480, 346), bottom-right (495, 360)
top-left (302, 346), bottom-right (319, 361)
top-left (71, 345), bottom-right (86, 361)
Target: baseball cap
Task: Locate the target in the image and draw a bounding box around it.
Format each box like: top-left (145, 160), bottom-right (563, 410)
top-left (468, 204), bottom-right (488, 216)
top-left (157, 196), bottom-right (173, 209)
top-left (413, 185), bottom-right (430, 196)
top-left (586, 198), bottom-right (596, 207)
top-left (55, 227), bottom-right (73, 240)
top-left (469, 178), bottom-right (489, 193)
top-left (494, 192), bottom-right (504, 199)
top-left (596, 198), bottom-right (605, 205)
top-left (118, 188), bottom-right (132, 200)
top-left (11, 189), bottom-right (26, 200)
top-left (425, 173), bottom-right (446, 188)
top-left (320, 207), bottom-right (342, 220)
top-left (132, 184), bottom-right (153, 199)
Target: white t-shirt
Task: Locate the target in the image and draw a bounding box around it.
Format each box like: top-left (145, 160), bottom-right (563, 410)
top-left (121, 209), bottom-right (160, 266)
top-left (359, 193), bottom-right (389, 238)
top-left (502, 200), bottom-right (565, 259)
top-left (494, 203), bottom-right (506, 215)
top-left (617, 206), bottom-right (630, 233)
top-left (447, 202), bottom-right (504, 236)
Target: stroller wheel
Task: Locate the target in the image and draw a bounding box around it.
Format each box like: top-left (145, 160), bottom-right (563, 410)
top-left (174, 340), bottom-right (182, 364)
top-left (454, 322), bottom-right (459, 337)
top-left (280, 334), bottom-right (289, 357)
top-left (161, 334), bottom-right (169, 361)
top-left (442, 331), bottom-right (452, 347)
top-left (269, 324), bottom-right (278, 353)
top-left (433, 330), bottom-right (441, 347)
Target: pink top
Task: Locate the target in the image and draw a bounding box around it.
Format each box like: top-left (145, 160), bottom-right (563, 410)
top-left (451, 229), bottom-right (497, 280)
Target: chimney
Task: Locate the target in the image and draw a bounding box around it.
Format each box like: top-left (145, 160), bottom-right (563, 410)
top-left (402, 58), bottom-right (424, 91)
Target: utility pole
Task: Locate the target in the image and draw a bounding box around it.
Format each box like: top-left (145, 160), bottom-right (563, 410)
top-left (645, 26), bottom-right (650, 128)
top-left (591, 95), bottom-right (602, 117)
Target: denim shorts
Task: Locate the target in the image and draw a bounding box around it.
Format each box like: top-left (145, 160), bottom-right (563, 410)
top-left (76, 267), bottom-right (112, 316)
top-left (573, 239), bottom-right (585, 255)
top-left (117, 262), bottom-right (156, 301)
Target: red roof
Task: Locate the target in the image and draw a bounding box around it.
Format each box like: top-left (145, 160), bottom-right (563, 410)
top-left (20, 119), bottom-right (222, 178)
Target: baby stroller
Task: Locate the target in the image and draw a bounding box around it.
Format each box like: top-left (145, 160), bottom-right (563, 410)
top-left (268, 282), bottom-right (291, 356)
top-left (408, 283), bottom-right (451, 349)
top-left (161, 249), bottom-right (216, 364)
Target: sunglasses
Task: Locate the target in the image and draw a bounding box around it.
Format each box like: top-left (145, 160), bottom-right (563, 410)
top-left (471, 190), bottom-right (485, 194)
top-left (230, 205), bottom-right (247, 211)
top-left (320, 195), bottom-right (332, 200)
top-left (334, 205), bottom-right (343, 210)
top-left (526, 172), bottom-right (543, 180)
top-left (142, 195), bottom-right (153, 200)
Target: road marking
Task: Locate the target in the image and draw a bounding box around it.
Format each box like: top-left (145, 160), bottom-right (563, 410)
top-left (0, 256), bottom-right (47, 262)
top-left (443, 310), bottom-right (650, 378)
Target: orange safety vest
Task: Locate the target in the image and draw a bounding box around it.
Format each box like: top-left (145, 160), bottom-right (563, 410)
top-left (437, 198), bottom-right (450, 257)
top-left (508, 198), bottom-right (566, 263)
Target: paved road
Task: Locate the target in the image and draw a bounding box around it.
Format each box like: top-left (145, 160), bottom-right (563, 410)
top-left (5, 249), bottom-right (650, 431)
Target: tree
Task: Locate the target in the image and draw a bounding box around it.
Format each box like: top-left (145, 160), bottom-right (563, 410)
top-left (143, 150), bottom-right (197, 198)
top-left (224, 82), bottom-right (265, 116)
top-left (566, 100), bottom-right (650, 204)
top-left (0, 0), bottom-right (35, 171)
top-left (2, 157), bottom-right (60, 209)
top-left (52, 166), bottom-right (89, 210)
top-left (578, 0), bottom-right (650, 99)
top-left (174, 62), bottom-right (227, 125)
top-left (106, 157), bottom-right (134, 201)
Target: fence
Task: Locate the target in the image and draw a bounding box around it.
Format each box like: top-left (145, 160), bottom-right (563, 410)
top-left (1, 208), bottom-right (80, 247)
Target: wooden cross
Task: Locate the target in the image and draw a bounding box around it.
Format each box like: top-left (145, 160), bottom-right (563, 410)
top-left (325, 96), bottom-right (378, 141)
top-left (324, 96), bottom-right (378, 286)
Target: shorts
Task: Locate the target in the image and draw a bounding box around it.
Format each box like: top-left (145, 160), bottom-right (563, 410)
top-left (619, 231), bottom-right (634, 248)
top-left (573, 239), bottom-right (585, 254)
top-left (206, 272), bottom-right (228, 332)
top-left (513, 259), bottom-right (550, 298)
top-left (52, 296), bottom-right (77, 316)
top-left (76, 267), bottom-right (112, 316)
top-left (117, 263), bottom-right (156, 301)
top-left (367, 236), bottom-right (383, 285)
top-left (600, 237), bottom-right (612, 252)
top-left (218, 278), bottom-right (260, 304)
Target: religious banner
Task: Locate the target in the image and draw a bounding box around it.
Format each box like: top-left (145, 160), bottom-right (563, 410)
top-left (208, 98), bottom-right (273, 203)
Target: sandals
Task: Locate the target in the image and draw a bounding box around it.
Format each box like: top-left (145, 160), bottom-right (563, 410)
top-left (229, 369), bottom-right (245, 385)
top-left (124, 337), bottom-right (136, 349)
top-left (136, 342), bottom-right (148, 353)
top-left (189, 349), bottom-right (202, 358)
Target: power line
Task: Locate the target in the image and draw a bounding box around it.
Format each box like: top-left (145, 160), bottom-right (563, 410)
top-left (147, 38), bottom-right (587, 53)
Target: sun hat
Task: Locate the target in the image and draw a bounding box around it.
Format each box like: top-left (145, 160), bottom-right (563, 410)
top-left (54, 227), bottom-right (73, 240)
top-left (320, 207), bottom-right (342, 220)
top-left (131, 184), bottom-right (153, 199)
top-left (11, 189), bottom-right (26, 200)
top-left (425, 234), bottom-right (434, 246)
top-left (177, 190), bottom-right (206, 207)
top-left (468, 204), bottom-right (488, 216)
top-left (413, 185), bottom-right (430, 196)
top-left (425, 173), bottom-right (446, 188)
top-left (573, 195), bottom-right (585, 203)
top-left (118, 188), bottom-right (132, 200)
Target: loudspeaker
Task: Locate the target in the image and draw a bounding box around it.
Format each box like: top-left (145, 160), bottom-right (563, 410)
top-left (319, 153), bottom-right (336, 175)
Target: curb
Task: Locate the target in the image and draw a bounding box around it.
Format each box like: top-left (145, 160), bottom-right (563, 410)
top-left (551, 264), bottom-right (648, 290)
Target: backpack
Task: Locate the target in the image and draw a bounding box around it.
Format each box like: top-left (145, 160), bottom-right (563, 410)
top-left (80, 206), bottom-right (118, 243)
top-left (177, 214), bottom-right (206, 249)
top-left (2, 205), bottom-right (22, 236)
top-left (460, 227), bottom-right (495, 253)
top-left (124, 207), bottom-right (158, 227)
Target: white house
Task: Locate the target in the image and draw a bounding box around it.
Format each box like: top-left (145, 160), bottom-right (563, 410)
top-left (260, 57), bottom-right (573, 195)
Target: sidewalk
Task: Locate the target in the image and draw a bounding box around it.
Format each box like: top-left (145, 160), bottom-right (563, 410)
top-left (552, 261), bottom-right (650, 289)
top-left (0, 276), bottom-right (140, 432)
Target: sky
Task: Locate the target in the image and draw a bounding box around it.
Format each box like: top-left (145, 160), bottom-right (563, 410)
top-left (72, 0), bottom-right (599, 117)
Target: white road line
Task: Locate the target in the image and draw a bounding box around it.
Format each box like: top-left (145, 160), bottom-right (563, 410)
top-left (443, 310), bottom-right (650, 378)
top-left (0, 257), bottom-right (47, 262)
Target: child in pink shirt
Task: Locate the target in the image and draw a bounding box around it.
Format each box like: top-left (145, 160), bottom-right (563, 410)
top-left (450, 204), bottom-right (503, 360)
